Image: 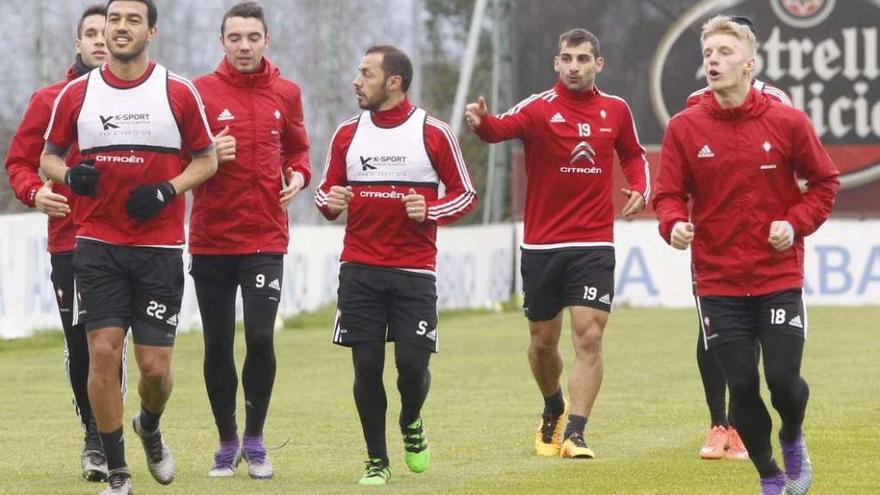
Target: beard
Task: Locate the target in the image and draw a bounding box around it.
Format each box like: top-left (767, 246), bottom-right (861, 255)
top-left (358, 85), bottom-right (389, 112)
top-left (108, 37), bottom-right (147, 62)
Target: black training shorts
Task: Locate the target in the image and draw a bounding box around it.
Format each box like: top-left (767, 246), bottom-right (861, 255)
top-left (696, 288), bottom-right (806, 350)
top-left (333, 263), bottom-right (438, 352)
top-left (73, 239), bottom-right (183, 346)
top-left (520, 247), bottom-right (615, 321)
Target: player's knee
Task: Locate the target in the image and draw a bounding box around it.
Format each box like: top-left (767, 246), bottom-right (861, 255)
top-left (137, 354), bottom-right (171, 384)
top-left (529, 330), bottom-right (560, 351)
top-left (571, 323), bottom-right (603, 355)
top-left (89, 341), bottom-right (121, 370)
top-left (395, 353), bottom-right (429, 379)
top-left (353, 345), bottom-right (384, 379)
top-left (245, 346), bottom-right (275, 369)
top-left (725, 372), bottom-right (761, 398)
top-left (765, 369), bottom-right (801, 396)
top-left (245, 329), bottom-right (274, 354)
top-left (139, 363), bottom-right (171, 387)
top-left (204, 334), bottom-right (233, 355)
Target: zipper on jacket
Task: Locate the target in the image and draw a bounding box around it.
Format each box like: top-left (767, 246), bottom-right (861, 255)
top-left (249, 90), bottom-right (258, 240)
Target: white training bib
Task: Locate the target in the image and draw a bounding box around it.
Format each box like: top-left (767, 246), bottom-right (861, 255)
top-left (345, 108), bottom-right (438, 186)
top-left (77, 64), bottom-right (182, 154)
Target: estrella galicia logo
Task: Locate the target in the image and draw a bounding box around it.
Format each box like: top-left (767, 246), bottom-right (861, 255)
top-left (100, 115), bottom-right (118, 130)
top-left (360, 156), bottom-right (376, 171)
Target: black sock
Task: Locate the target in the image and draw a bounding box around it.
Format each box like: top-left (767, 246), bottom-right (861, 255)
top-left (764, 334), bottom-right (809, 444)
top-left (697, 332), bottom-right (728, 427)
top-left (352, 342), bottom-right (388, 463)
top-left (779, 423), bottom-right (803, 444)
top-left (196, 273), bottom-right (240, 442)
top-left (753, 450), bottom-right (783, 478)
top-left (564, 414), bottom-right (587, 439)
top-left (242, 275), bottom-right (279, 439)
top-left (52, 254), bottom-right (96, 434)
top-left (138, 406), bottom-right (162, 433)
top-left (99, 427), bottom-right (127, 471)
top-left (84, 416), bottom-right (103, 451)
top-left (244, 395), bottom-right (271, 438)
top-left (711, 338), bottom-right (785, 478)
top-left (214, 406), bottom-right (238, 442)
top-left (543, 388), bottom-right (564, 416)
top-left (395, 343), bottom-right (432, 428)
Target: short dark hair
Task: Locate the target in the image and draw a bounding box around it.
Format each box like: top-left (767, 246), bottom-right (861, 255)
top-left (221, 1), bottom-right (268, 36)
top-left (77, 4), bottom-right (107, 39)
top-left (365, 45), bottom-right (413, 92)
top-left (558, 28), bottom-right (601, 58)
top-left (106, 0), bottom-right (157, 28)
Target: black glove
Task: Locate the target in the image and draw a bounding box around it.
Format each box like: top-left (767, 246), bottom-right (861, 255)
top-left (64, 159), bottom-right (100, 196)
top-left (126, 181), bottom-right (176, 221)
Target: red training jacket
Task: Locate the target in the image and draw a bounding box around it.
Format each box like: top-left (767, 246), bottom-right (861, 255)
top-left (5, 66), bottom-right (83, 253)
top-left (473, 81), bottom-right (649, 249)
top-left (189, 57), bottom-right (311, 254)
top-left (653, 87), bottom-right (840, 297)
top-left (315, 99), bottom-right (476, 271)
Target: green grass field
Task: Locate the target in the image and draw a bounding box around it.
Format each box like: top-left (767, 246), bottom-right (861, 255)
top-left (1, 306), bottom-right (878, 494)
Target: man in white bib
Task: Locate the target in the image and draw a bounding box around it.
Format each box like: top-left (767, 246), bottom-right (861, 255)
top-left (40, 1), bottom-right (217, 494)
top-left (315, 44), bottom-right (476, 485)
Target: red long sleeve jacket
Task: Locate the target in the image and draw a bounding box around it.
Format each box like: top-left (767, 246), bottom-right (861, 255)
top-left (653, 88), bottom-right (840, 296)
top-left (189, 57), bottom-right (311, 254)
top-left (473, 82), bottom-right (649, 249)
top-left (5, 66), bottom-right (82, 253)
top-left (315, 99), bottom-right (476, 271)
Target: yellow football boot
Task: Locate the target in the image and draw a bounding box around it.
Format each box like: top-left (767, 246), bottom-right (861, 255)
top-left (559, 432), bottom-right (596, 459)
top-left (535, 399), bottom-right (568, 456)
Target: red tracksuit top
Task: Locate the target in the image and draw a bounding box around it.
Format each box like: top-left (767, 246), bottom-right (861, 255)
top-left (189, 57), bottom-right (311, 254)
top-left (44, 62), bottom-right (214, 247)
top-left (473, 81), bottom-right (650, 249)
top-left (5, 65), bottom-right (83, 253)
top-left (653, 87), bottom-right (840, 297)
top-left (315, 99), bottom-right (477, 272)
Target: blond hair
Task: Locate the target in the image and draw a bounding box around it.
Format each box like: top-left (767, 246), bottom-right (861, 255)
top-left (700, 15), bottom-right (757, 56)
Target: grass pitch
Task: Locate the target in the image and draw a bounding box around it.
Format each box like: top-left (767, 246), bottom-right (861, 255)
top-left (1, 306), bottom-right (877, 494)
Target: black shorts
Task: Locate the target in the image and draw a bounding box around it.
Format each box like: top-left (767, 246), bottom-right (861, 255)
top-left (73, 239), bottom-right (183, 347)
top-left (189, 253), bottom-right (284, 299)
top-left (520, 247), bottom-right (615, 321)
top-left (696, 289), bottom-right (806, 350)
top-left (333, 263), bottom-right (438, 352)
top-left (50, 252), bottom-right (76, 328)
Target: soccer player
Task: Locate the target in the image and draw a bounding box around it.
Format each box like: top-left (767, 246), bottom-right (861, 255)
top-left (4, 4), bottom-right (112, 482)
top-left (684, 15), bottom-right (792, 463)
top-left (653, 15), bottom-right (839, 495)
top-left (465, 29), bottom-right (649, 458)
top-left (315, 44), bottom-right (476, 485)
top-left (40, 1), bottom-right (217, 494)
top-left (685, 16), bottom-right (791, 109)
top-left (188, 1), bottom-right (311, 480)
